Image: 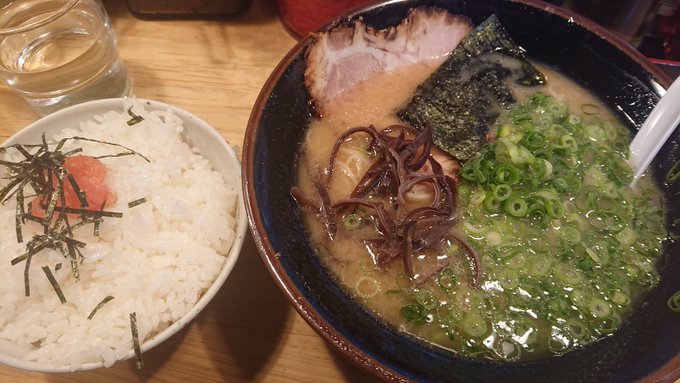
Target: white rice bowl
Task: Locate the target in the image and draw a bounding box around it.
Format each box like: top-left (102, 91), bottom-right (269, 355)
top-left (0, 99), bottom-right (247, 372)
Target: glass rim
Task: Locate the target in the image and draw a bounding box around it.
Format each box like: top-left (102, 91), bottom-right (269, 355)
top-left (0, 0), bottom-right (80, 35)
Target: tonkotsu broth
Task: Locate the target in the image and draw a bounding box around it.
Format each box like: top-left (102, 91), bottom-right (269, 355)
top-left (296, 61), bottom-right (665, 361)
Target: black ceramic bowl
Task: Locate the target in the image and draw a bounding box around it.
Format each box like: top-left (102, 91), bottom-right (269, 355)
top-left (243, 0), bottom-right (680, 381)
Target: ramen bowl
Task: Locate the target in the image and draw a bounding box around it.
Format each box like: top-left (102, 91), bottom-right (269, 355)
top-left (243, 0), bottom-right (680, 381)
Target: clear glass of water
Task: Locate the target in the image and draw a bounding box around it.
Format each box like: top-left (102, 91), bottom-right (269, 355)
top-left (0, 0), bottom-right (131, 116)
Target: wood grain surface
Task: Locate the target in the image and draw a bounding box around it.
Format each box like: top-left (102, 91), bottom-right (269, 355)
top-left (0, 0), bottom-right (378, 382)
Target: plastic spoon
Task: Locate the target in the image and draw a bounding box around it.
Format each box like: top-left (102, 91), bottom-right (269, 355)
top-left (628, 76), bottom-right (680, 187)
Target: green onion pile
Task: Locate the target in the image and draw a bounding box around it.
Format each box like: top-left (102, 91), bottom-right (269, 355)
top-left (397, 93), bottom-right (666, 360)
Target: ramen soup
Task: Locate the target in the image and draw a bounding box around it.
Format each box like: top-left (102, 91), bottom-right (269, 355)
top-left (294, 61), bottom-right (666, 361)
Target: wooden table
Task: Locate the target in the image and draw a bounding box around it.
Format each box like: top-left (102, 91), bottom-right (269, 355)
top-left (0, 1), bottom-right (378, 382)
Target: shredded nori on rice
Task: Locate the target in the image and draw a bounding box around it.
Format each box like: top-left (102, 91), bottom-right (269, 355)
top-left (130, 312), bottom-right (144, 369)
top-left (42, 265), bottom-right (66, 304)
top-left (127, 197), bottom-right (147, 208)
top-left (87, 295), bottom-right (114, 320)
top-left (67, 173), bottom-right (89, 208)
top-left (0, 135), bottom-right (148, 294)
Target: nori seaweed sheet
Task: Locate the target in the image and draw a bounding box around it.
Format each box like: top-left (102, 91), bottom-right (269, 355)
top-left (398, 14), bottom-right (545, 161)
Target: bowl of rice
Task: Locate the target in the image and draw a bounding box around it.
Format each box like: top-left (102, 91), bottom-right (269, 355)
top-left (0, 98), bottom-right (247, 372)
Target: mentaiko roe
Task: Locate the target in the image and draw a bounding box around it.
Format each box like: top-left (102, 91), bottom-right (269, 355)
top-left (31, 156), bottom-right (116, 218)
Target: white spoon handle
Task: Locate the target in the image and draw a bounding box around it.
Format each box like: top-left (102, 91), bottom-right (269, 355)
top-left (629, 76), bottom-right (680, 187)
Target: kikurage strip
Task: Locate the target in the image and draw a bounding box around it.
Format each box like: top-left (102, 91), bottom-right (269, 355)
top-left (23, 253), bottom-right (32, 297)
top-left (292, 124), bottom-right (482, 287)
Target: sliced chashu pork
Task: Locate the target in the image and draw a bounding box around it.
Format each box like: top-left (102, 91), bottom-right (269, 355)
top-left (304, 7), bottom-right (473, 115)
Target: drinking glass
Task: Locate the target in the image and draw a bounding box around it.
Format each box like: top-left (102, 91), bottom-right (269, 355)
top-left (0, 0), bottom-right (131, 116)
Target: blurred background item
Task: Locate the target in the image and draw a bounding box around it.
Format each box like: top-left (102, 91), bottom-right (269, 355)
top-left (637, 0), bottom-right (680, 60)
top-left (546, 0), bottom-right (680, 78)
top-left (125, 0), bottom-right (251, 17)
top-left (557, 0), bottom-right (663, 47)
top-left (276, 0), bottom-right (369, 38)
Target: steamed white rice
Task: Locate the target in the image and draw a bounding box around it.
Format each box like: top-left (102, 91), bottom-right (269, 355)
top-left (0, 101), bottom-right (237, 369)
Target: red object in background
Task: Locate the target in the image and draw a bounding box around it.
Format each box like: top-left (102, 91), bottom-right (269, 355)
top-left (661, 6), bottom-right (680, 59)
top-left (656, 0), bottom-right (680, 36)
top-left (276, 0), bottom-right (370, 38)
top-left (643, 0), bottom-right (680, 60)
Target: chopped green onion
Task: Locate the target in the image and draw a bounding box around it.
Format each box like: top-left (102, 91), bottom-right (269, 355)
top-left (611, 289), bottom-right (630, 306)
top-left (548, 101), bottom-right (567, 118)
top-left (585, 246), bottom-right (601, 264)
top-left (561, 226), bottom-right (581, 242)
top-left (400, 303), bottom-right (429, 325)
top-left (461, 313), bottom-right (488, 338)
top-left (588, 297), bottom-right (611, 318)
top-left (545, 198), bottom-right (565, 219)
top-left (555, 263), bottom-right (583, 285)
top-left (529, 257), bottom-right (552, 277)
top-left (492, 184), bottom-right (512, 201)
top-left (585, 124), bottom-right (605, 141)
top-left (436, 268), bottom-right (458, 292)
top-left (581, 103), bottom-right (600, 115)
top-left (565, 318), bottom-right (587, 339)
top-left (570, 288), bottom-right (590, 308)
top-left (494, 164), bottom-right (521, 185)
top-left (496, 268), bottom-right (519, 290)
top-left (504, 196), bottom-right (528, 217)
top-left (603, 121), bottom-right (618, 141)
top-left (522, 131), bottom-right (546, 150)
top-left (667, 160), bottom-right (680, 184)
top-left (452, 92), bottom-right (665, 356)
top-left (597, 313), bottom-right (621, 334)
top-left (667, 291), bottom-right (680, 312)
top-left (497, 124), bottom-right (512, 137)
top-left (559, 135), bottom-right (577, 151)
top-left (553, 177), bottom-right (569, 193)
top-left (342, 214), bottom-right (362, 230)
top-left (355, 277), bottom-right (380, 299)
top-left (469, 189), bottom-right (487, 206)
top-left (415, 289), bottom-right (438, 310)
top-left (484, 194), bottom-right (502, 213)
